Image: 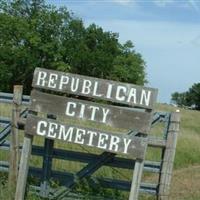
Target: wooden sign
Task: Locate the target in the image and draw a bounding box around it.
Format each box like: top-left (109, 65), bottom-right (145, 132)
top-left (25, 115), bottom-right (147, 159)
top-left (30, 90), bottom-right (152, 133)
top-left (32, 68), bottom-right (158, 109)
top-left (15, 68), bottom-right (158, 200)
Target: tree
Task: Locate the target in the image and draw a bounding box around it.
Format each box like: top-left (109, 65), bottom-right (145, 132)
top-left (171, 92), bottom-right (188, 107)
top-left (0, 0), bottom-right (146, 94)
top-left (171, 83), bottom-right (200, 110)
top-left (0, 0), bottom-right (72, 92)
top-left (64, 23), bottom-right (120, 78)
top-left (187, 83), bottom-right (200, 110)
top-left (110, 40), bottom-right (146, 84)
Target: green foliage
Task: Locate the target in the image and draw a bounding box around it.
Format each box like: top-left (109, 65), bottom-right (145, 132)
top-left (74, 178), bottom-right (126, 199)
top-left (171, 83), bottom-right (200, 110)
top-left (110, 40), bottom-right (146, 85)
top-left (187, 83), bottom-right (200, 110)
top-left (0, 0), bottom-right (146, 94)
top-left (171, 92), bottom-right (188, 107)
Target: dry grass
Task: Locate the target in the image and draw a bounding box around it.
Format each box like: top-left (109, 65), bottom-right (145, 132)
top-left (170, 165), bottom-right (200, 200)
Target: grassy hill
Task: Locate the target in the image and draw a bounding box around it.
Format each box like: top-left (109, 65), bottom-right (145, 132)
top-left (157, 103), bottom-right (200, 169)
top-left (156, 104), bottom-right (200, 200)
top-left (0, 103), bottom-right (200, 200)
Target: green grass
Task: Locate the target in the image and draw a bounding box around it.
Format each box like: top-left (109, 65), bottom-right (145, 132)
top-left (0, 102), bottom-right (200, 199)
top-left (156, 103), bottom-right (200, 169)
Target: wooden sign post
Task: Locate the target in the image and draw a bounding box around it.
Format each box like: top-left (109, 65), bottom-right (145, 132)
top-left (15, 68), bottom-right (157, 200)
top-left (8, 85), bottom-right (23, 199)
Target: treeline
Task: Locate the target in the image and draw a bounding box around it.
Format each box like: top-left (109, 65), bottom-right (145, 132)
top-left (0, 0), bottom-right (146, 94)
top-left (171, 83), bottom-right (200, 110)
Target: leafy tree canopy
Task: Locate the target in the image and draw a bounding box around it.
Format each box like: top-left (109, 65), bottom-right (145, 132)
top-left (171, 83), bottom-right (200, 110)
top-left (0, 0), bottom-right (147, 94)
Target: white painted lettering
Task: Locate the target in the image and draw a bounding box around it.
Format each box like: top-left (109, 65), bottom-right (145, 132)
top-left (109, 136), bottom-right (120, 152)
top-left (79, 103), bottom-right (85, 118)
top-left (66, 102), bottom-right (76, 117)
top-left (89, 106), bottom-right (99, 121)
top-left (123, 138), bottom-right (131, 154)
top-left (48, 73), bottom-right (58, 88)
top-left (140, 90), bottom-right (151, 106)
top-left (87, 131), bottom-right (97, 146)
top-left (127, 88), bottom-right (137, 103)
top-left (116, 86), bottom-right (127, 101)
top-left (81, 79), bottom-right (92, 94)
top-left (36, 71), bottom-right (47, 86)
top-left (71, 78), bottom-right (79, 92)
top-left (37, 120), bottom-right (47, 136)
top-left (93, 81), bottom-right (102, 97)
top-left (102, 108), bottom-right (110, 123)
top-left (58, 126), bottom-right (73, 141)
top-left (98, 133), bottom-right (108, 149)
top-left (47, 122), bottom-right (58, 138)
top-left (106, 84), bottom-right (113, 99)
top-left (59, 75), bottom-right (69, 90)
top-left (74, 128), bottom-right (85, 144)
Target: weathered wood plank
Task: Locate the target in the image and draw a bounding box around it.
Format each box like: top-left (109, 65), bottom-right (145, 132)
top-left (158, 111), bottom-right (180, 200)
top-left (40, 139), bottom-right (54, 198)
top-left (25, 114), bottom-right (147, 159)
top-left (148, 137), bottom-right (166, 148)
top-left (129, 159), bottom-right (145, 200)
top-left (30, 90), bottom-right (152, 134)
top-left (40, 115), bottom-right (56, 198)
top-left (32, 68), bottom-right (158, 109)
top-left (15, 134), bottom-right (33, 200)
top-left (8, 85), bottom-right (23, 199)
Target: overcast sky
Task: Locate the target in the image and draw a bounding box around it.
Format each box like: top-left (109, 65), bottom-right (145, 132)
top-left (47, 0), bottom-right (200, 103)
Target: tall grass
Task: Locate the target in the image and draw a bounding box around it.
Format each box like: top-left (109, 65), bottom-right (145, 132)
top-left (156, 103), bottom-right (200, 169)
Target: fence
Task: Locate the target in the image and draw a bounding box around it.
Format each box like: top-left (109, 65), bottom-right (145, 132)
top-left (0, 90), bottom-right (180, 200)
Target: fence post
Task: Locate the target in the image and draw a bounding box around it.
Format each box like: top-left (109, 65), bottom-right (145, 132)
top-left (39, 138), bottom-right (54, 197)
top-left (8, 85), bottom-right (23, 199)
top-left (40, 114), bottom-right (55, 198)
top-left (129, 158), bottom-right (145, 200)
top-left (158, 111), bottom-right (180, 200)
top-left (15, 134), bottom-right (33, 200)
top-left (15, 109), bottom-right (35, 200)
top-left (129, 136), bottom-right (148, 200)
